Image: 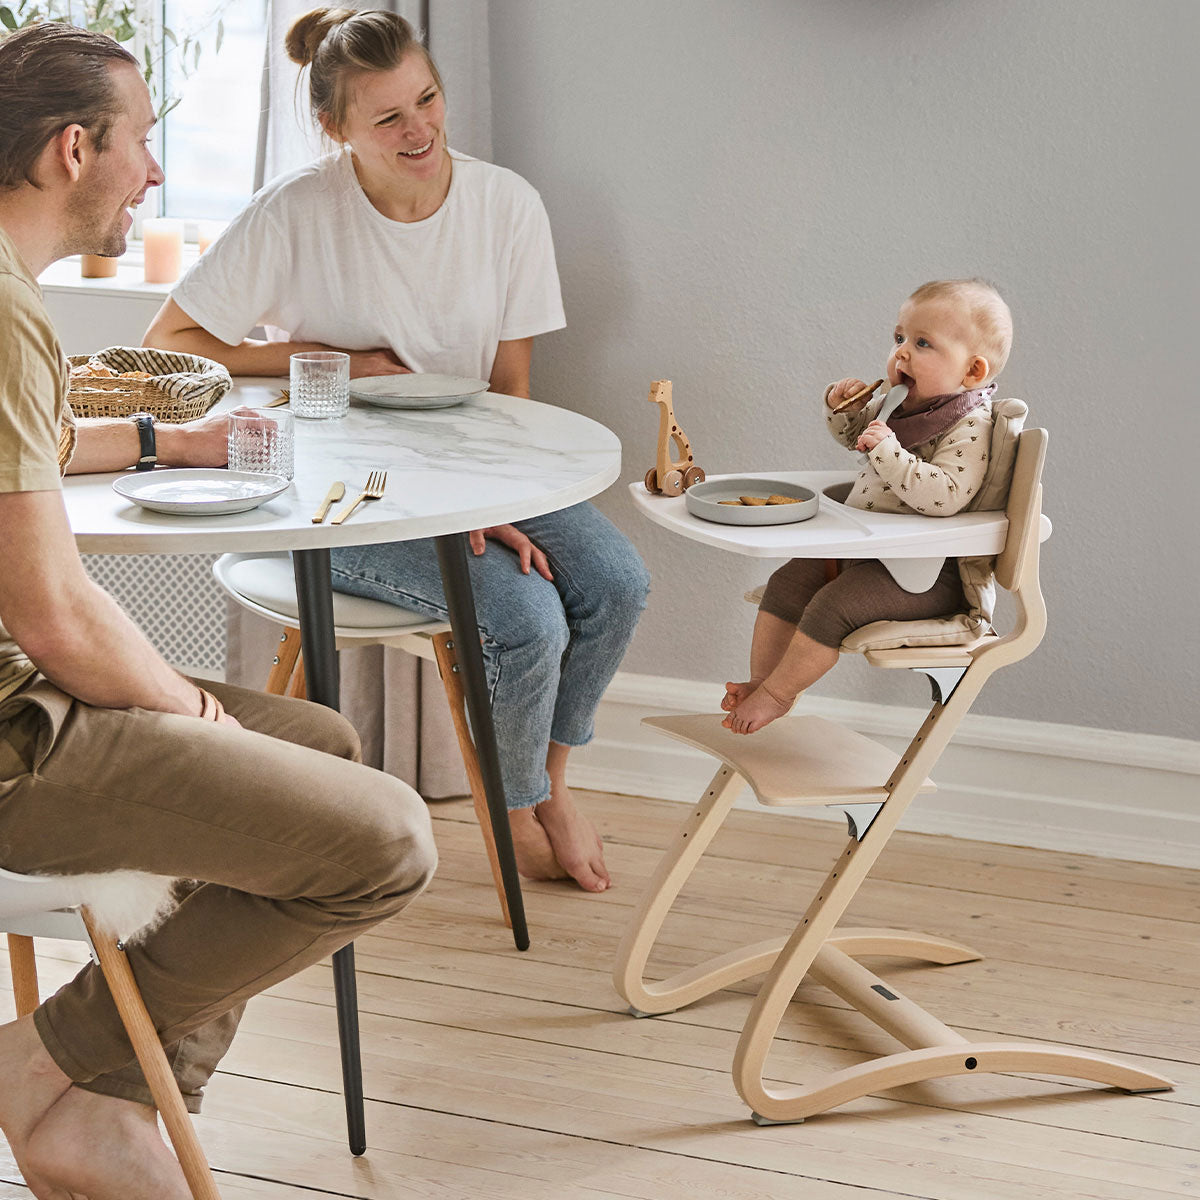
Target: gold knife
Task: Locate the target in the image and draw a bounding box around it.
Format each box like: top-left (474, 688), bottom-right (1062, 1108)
top-left (312, 481), bottom-right (345, 523)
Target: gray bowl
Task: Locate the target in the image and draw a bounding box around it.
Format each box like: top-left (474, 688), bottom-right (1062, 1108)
top-left (685, 477), bottom-right (818, 526)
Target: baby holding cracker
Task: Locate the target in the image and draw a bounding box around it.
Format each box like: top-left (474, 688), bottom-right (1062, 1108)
top-left (722, 278), bottom-right (1013, 734)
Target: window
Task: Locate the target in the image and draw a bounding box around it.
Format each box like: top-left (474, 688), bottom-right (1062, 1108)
top-left (158, 0), bottom-right (267, 222)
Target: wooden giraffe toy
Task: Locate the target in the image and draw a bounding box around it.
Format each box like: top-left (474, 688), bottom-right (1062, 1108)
top-left (644, 379), bottom-right (706, 496)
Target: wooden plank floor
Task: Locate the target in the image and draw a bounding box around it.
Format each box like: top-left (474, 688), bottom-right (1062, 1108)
top-left (3, 789), bottom-right (1198, 1198)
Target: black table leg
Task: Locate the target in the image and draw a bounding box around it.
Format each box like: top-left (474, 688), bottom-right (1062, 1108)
top-left (434, 533), bottom-right (530, 951)
top-left (293, 548), bottom-right (367, 1157)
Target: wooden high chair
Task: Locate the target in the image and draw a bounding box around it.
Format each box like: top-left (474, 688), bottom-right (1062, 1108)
top-left (613, 426), bottom-right (1173, 1123)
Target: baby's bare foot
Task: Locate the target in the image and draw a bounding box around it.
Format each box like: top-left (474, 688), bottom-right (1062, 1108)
top-left (721, 678), bottom-right (762, 713)
top-left (725, 682), bottom-right (794, 734)
top-left (534, 787), bottom-right (611, 893)
top-left (509, 806), bottom-right (568, 881)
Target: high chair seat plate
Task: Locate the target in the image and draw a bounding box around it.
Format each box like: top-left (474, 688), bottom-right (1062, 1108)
top-left (643, 713), bottom-right (935, 806)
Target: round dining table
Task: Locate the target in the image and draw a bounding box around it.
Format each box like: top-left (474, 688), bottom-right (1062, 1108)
top-left (63, 377), bottom-right (622, 1153)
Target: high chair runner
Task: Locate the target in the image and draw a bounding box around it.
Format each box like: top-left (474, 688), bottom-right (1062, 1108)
top-left (613, 423), bottom-right (1173, 1123)
top-left (2, 869), bottom-right (220, 1199)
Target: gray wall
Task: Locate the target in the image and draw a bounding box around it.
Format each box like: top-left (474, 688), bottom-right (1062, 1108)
top-left (489, 1), bottom-right (1197, 739)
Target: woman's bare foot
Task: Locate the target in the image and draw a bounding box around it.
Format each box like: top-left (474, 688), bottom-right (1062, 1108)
top-left (0, 1016), bottom-right (76, 1198)
top-left (723, 681), bottom-right (794, 734)
top-left (721, 678), bottom-right (762, 713)
top-left (534, 784), bottom-right (611, 893)
top-left (26, 1088), bottom-right (188, 1200)
top-left (509, 805), bottom-right (569, 880)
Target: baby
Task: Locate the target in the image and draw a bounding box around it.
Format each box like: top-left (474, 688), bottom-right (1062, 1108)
top-left (722, 278), bottom-right (1013, 734)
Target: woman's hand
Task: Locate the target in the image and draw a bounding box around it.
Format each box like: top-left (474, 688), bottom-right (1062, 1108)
top-left (856, 420), bottom-right (893, 452)
top-left (468, 525), bottom-right (554, 580)
top-left (346, 348), bottom-right (412, 379)
top-left (827, 377), bottom-right (870, 411)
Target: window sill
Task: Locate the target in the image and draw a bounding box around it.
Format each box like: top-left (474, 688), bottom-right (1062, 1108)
top-left (38, 246), bottom-right (201, 299)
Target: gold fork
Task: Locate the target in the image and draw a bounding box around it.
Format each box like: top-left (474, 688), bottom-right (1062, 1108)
top-left (331, 470), bottom-right (387, 525)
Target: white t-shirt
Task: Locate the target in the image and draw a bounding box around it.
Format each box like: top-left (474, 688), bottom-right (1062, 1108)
top-left (172, 149), bottom-right (565, 381)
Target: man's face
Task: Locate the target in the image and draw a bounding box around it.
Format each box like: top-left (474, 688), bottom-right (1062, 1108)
top-left (66, 62), bottom-right (164, 257)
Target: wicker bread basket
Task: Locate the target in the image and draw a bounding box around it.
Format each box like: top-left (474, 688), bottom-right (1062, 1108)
top-left (67, 346), bottom-right (232, 422)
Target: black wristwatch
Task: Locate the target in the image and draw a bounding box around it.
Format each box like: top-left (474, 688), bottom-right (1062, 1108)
top-left (130, 412), bottom-right (157, 471)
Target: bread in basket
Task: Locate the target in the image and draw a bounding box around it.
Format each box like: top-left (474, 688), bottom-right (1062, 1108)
top-left (67, 346), bottom-right (232, 423)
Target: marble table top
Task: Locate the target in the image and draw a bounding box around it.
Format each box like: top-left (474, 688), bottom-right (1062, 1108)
top-left (66, 379), bottom-right (622, 555)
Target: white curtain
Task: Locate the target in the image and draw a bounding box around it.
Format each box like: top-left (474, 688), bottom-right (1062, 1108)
top-left (230, 0), bottom-right (493, 797)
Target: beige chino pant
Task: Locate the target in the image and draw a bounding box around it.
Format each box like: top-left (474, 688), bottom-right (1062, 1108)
top-left (0, 675), bottom-right (437, 1112)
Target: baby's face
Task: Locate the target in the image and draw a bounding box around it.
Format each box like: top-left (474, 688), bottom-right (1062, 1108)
top-left (887, 298), bottom-right (980, 403)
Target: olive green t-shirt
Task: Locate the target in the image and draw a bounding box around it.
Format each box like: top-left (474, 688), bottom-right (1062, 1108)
top-left (0, 225), bottom-right (75, 702)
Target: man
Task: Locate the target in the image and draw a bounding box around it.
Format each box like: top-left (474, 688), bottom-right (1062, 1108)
top-left (0, 23), bottom-right (437, 1199)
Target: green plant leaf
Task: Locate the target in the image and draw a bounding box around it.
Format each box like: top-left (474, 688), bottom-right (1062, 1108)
top-left (215, 17), bottom-right (222, 54)
top-left (0, 8), bottom-right (17, 31)
top-left (163, 24), bottom-right (176, 45)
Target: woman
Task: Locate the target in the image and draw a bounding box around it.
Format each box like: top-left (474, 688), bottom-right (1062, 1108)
top-left (145, 7), bottom-right (649, 893)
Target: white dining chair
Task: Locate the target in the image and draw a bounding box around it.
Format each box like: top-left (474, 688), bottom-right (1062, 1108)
top-left (614, 423), bottom-right (1174, 1123)
top-left (2, 867), bottom-right (220, 1199)
top-left (211, 552), bottom-right (511, 928)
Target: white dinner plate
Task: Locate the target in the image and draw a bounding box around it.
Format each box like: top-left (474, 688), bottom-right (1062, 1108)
top-left (684, 477), bottom-right (819, 526)
top-left (349, 373), bottom-right (490, 409)
top-left (113, 469), bottom-right (290, 515)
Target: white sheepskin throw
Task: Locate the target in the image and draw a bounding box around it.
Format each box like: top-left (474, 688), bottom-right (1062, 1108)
top-left (58, 871), bottom-right (178, 942)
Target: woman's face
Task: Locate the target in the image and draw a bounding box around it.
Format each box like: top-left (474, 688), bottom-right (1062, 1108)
top-left (336, 50), bottom-right (447, 188)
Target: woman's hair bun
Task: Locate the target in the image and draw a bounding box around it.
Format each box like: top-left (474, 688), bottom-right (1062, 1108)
top-left (284, 6), bottom-right (355, 67)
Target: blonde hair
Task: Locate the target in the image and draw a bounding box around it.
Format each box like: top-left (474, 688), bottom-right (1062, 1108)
top-left (285, 7), bottom-right (444, 137)
top-left (908, 278), bottom-right (1013, 380)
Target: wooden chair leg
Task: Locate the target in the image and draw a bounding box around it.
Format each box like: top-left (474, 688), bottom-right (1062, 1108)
top-left (265, 626), bottom-right (303, 695)
top-left (7, 933), bottom-right (40, 1017)
top-left (431, 632), bottom-right (512, 929)
top-left (80, 911), bottom-right (221, 1200)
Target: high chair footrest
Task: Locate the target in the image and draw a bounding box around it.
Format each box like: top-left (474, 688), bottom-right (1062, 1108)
top-left (642, 713), bottom-right (935, 806)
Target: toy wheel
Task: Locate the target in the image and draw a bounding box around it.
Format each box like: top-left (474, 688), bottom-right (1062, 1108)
top-left (683, 466), bottom-right (706, 489)
top-left (644, 467), bottom-right (660, 493)
top-left (660, 469), bottom-right (685, 496)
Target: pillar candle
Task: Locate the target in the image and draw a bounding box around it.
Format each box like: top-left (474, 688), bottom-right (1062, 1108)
top-left (142, 218), bottom-right (183, 284)
top-left (80, 254), bottom-right (119, 278)
top-left (196, 221), bottom-right (224, 255)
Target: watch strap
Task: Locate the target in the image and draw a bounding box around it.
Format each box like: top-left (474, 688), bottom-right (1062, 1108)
top-left (130, 412), bottom-right (157, 471)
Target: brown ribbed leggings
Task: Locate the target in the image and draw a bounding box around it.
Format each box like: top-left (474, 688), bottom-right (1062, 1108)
top-left (759, 557), bottom-right (966, 647)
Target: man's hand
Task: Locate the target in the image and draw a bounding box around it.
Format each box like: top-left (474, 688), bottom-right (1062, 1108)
top-left (468, 525), bottom-right (553, 580)
top-left (347, 348), bottom-right (411, 379)
top-left (856, 420), bottom-right (893, 452)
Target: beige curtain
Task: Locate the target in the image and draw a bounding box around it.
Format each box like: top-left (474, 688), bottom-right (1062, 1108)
top-left (237, 0), bottom-right (493, 795)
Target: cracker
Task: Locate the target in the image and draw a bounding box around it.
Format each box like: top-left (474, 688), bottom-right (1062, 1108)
top-left (766, 494), bottom-right (800, 505)
top-left (738, 496), bottom-right (768, 506)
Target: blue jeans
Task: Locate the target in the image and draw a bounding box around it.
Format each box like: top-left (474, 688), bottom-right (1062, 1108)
top-left (330, 502), bottom-right (650, 809)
